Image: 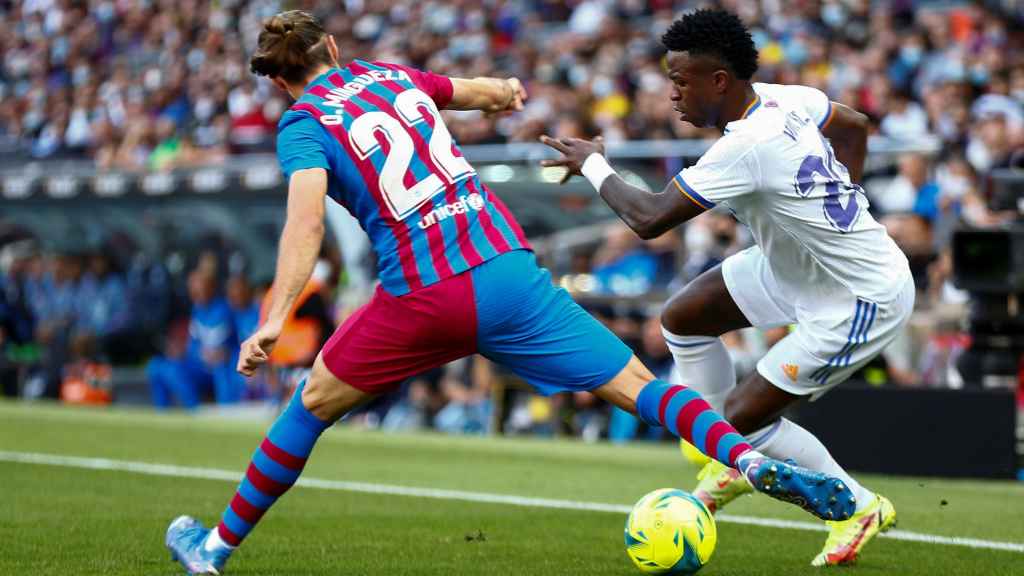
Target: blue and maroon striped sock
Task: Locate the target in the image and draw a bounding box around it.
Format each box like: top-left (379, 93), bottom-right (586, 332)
top-left (636, 380), bottom-right (754, 468)
top-left (215, 381), bottom-right (331, 547)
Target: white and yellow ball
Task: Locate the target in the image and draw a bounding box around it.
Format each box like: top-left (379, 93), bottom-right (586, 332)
top-left (624, 488), bottom-right (717, 574)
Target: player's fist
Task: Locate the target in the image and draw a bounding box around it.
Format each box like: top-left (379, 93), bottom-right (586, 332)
top-left (505, 78), bottom-right (527, 112)
top-left (538, 135), bottom-right (606, 184)
top-left (237, 323), bottom-right (282, 377)
top-left (483, 78), bottom-right (527, 117)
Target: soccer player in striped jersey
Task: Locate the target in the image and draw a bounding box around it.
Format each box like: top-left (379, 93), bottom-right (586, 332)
top-left (541, 9), bottom-right (912, 568)
top-left (164, 11), bottom-right (857, 574)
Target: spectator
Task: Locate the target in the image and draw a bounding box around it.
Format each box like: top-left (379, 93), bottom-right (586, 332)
top-left (680, 210), bottom-right (745, 284)
top-left (0, 245), bottom-right (37, 396)
top-left (226, 275), bottom-right (259, 343)
top-left (433, 357), bottom-right (492, 435)
top-left (880, 90), bottom-right (930, 137)
top-left (876, 153), bottom-right (941, 220)
top-left (226, 274), bottom-right (264, 399)
top-left (147, 269), bottom-right (240, 410)
top-left (591, 222), bottom-right (660, 296)
top-left (26, 250), bottom-right (84, 398)
top-left (75, 252), bottom-right (131, 348)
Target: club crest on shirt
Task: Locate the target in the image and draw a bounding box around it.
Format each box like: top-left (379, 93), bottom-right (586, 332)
top-left (783, 363), bottom-right (800, 382)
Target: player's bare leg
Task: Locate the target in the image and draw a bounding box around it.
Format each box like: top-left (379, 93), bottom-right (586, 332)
top-left (661, 265), bottom-right (750, 340)
top-left (166, 354), bottom-right (374, 575)
top-left (593, 356), bottom-right (855, 521)
top-left (722, 371), bottom-right (797, 433)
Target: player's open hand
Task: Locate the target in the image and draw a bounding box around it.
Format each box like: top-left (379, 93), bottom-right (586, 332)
top-left (539, 135), bottom-right (605, 184)
top-left (237, 323), bottom-right (281, 377)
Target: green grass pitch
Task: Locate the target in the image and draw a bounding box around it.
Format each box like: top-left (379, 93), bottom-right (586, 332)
top-left (1, 401), bottom-right (1022, 575)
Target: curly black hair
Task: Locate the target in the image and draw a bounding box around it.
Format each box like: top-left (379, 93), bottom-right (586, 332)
top-left (661, 9), bottom-right (759, 80)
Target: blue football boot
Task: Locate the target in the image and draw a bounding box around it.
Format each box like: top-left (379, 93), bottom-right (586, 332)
top-left (165, 515), bottom-right (233, 575)
top-left (741, 457), bottom-right (856, 521)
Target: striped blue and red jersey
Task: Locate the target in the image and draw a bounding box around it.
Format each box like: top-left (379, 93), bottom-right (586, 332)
top-left (276, 59), bottom-right (530, 296)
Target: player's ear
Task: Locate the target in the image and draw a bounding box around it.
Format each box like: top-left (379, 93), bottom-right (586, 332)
top-left (326, 35), bottom-right (340, 67)
top-left (712, 69), bottom-right (730, 94)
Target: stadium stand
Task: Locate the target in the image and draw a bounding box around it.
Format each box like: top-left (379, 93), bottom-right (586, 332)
top-left (1, 1), bottom-right (1022, 442)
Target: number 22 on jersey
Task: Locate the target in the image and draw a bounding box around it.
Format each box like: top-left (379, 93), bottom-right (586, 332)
top-left (349, 89), bottom-right (475, 221)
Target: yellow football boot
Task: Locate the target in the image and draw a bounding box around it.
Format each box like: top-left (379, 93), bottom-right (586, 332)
top-left (692, 459), bottom-right (754, 514)
top-left (811, 494), bottom-right (897, 567)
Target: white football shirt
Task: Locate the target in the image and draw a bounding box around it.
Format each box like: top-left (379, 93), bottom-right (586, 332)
top-left (673, 82), bottom-right (911, 304)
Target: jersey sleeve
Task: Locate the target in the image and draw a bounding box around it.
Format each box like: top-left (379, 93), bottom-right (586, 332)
top-left (378, 62), bottom-right (454, 108)
top-left (785, 84), bottom-right (835, 129)
top-left (672, 136), bottom-right (760, 210)
top-left (276, 112), bottom-right (331, 180)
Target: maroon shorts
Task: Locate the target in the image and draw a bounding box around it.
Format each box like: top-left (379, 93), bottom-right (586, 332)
top-left (320, 271), bottom-right (477, 395)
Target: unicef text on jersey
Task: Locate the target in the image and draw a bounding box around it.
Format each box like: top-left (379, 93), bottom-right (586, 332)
top-left (417, 193), bottom-right (486, 230)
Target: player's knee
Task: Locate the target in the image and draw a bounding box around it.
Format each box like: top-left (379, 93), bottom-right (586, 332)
top-left (661, 288), bottom-right (723, 337)
top-left (301, 356), bottom-right (377, 422)
top-left (660, 292), bottom-right (696, 336)
top-left (301, 372), bottom-right (352, 421)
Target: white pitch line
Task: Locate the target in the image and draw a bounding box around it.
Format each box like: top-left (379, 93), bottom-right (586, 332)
top-left (3, 450), bottom-right (1023, 554)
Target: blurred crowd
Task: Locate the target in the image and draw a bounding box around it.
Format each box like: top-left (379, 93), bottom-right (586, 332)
top-left (2, 0), bottom-right (1024, 435)
top-left (0, 235), bottom-right (347, 407)
top-left (1, 1), bottom-right (1021, 166)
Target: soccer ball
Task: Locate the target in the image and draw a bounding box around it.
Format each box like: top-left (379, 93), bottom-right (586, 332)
top-left (624, 488), bottom-right (717, 575)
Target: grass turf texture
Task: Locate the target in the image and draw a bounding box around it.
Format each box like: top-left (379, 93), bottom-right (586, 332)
top-left (2, 401), bottom-right (1022, 575)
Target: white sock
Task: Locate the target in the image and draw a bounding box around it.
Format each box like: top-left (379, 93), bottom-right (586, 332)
top-left (749, 418), bottom-right (874, 512)
top-left (661, 328), bottom-right (735, 414)
top-left (734, 449), bottom-right (765, 477)
top-left (204, 527), bottom-right (236, 552)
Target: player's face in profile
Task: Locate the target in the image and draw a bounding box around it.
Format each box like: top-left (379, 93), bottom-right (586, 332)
top-left (665, 51), bottom-right (723, 128)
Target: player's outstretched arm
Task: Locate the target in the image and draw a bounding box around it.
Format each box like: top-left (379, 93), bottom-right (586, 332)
top-left (540, 135), bottom-right (704, 239)
top-left (447, 77), bottom-right (526, 115)
top-left (237, 167), bottom-right (327, 376)
top-left (821, 102), bottom-right (869, 184)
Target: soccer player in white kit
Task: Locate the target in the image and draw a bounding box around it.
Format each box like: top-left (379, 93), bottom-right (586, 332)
top-left (541, 8), bottom-right (914, 567)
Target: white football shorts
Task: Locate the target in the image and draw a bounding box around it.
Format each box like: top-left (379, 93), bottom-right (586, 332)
top-left (722, 246), bottom-right (915, 400)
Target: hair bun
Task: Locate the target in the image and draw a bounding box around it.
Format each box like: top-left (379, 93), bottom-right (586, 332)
top-left (250, 10), bottom-right (331, 84)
